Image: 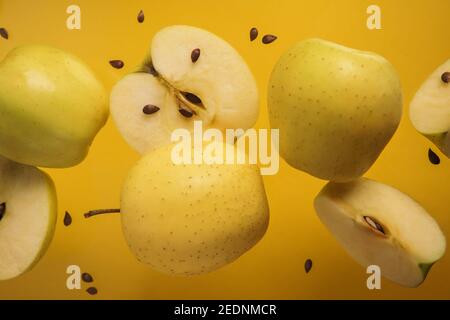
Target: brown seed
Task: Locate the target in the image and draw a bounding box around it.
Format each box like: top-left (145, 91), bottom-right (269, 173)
top-left (0, 203), bottom-right (5, 221)
top-left (363, 216), bottom-right (386, 235)
top-left (86, 287), bottom-right (98, 295)
top-left (179, 107), bottom-right (194, 118)
top-left (441, 72), bottom-right (450, 83)
top-left (82, 272), bottom-right (94, 283)
top-left (63, 211), bottom-right (72, 226)
top-left (250, 27), bottom-right (258, 41)
top-left (191, 48), bottom-right (201, 63)
top-left (262, 34), bottom-right (277, 44)
top-left (142, 104), bottom-right (160, 115)
top-left (183, 92), bottom-right (202, 105)
top-left (109, 60), bottom-right (124, 69)
top-left (304, 259), bottom-right (313, 273)
top-left (0, 28), bottom-right (8, 40)
top-left (137, 10), bottom-right (145, 23)
top-left (428, 148), bottom-right (441, 165)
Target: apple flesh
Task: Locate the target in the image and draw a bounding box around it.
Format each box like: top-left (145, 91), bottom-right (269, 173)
top-left (314, 178), bottom-right (446, 287)
top-left (409, 59), bottom-right (450, 157)
top-left (120, 141), bottom-right (269, 275)
top-left (0, 45), bottom-right (108, 168)
top-left (110, 25), bottom-right (259, 154)
top-left (268, 38), bottom-right (403, 182)
top-left (0, 156), bottom-right (57, 280)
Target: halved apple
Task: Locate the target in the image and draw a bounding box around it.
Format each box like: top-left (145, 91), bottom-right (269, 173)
top-left (0, 156), bottom-right (57, 280)
top-left (314, 178), bottom-right (446, 287)
top-left (110, 25), bottom-right (259, 154)
top-left (410, 59), bottom-right (450, 157)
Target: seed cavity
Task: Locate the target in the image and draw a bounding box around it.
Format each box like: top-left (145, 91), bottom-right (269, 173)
top-left (137, 10), bottom-right (145, 23)
top-left (363, 216), bottom-right (386, 235)
top-left (262, 34), bottom-right (277, 44)
top-left (441, 72), bottom-right (450, 84)
top-left (109, 60), bottom-right (124, 69)
top-left (250, 27), bottom-right (258, 41)
top-left (0, 202), bottom-right (5, 221)
top-left (428, 148), bottom-right (441, 165)
top-left (142, 104), bottom-right (160, 115)
top-left (182, 92), bottom-right (202, 105)
top-left (0, 28), bottom-right (8, 40)
top-left (86, 287), bottom-right (98, 295)
top-left (191, 48), bottom-right (201, 63)
top-left (82, 272), bottom-right (94, 283)
top-left (304, 259), bottom-right (313, 273)
top-left (63, 211), bottom-right (72, 226)
top-left (179, 107), bottom-right (194, 118)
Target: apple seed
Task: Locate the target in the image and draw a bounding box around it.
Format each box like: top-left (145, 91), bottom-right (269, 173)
top-left (109, 60), bottom-right (124, 69)
top-left (86, 287), bottom-right (98, 295)
top-left (428, 148), bottom-right (441, 165)
top-left (191, 48), bottom-right (201, 63)
top-left (262, 34), bottom-right (277, 44)
top-left (363, 216), bottom-right (386, 235)
top-left (82, 272), bottom-right (94, 283)
top-left (63, 211), bottom-right (72, 226)
top-left (137, 10), bottom-right (145, 23)
top-left (179, 107), bottom-right (194, 118)
top-left (0, 202), bottom-right (5, 221)
top-left (142, 104), bottom-right (160, 115)
top-left (304, 258), bottom-right (313, 273)
top-left (250, 27), bottom-right (258, 41)
top-left (441, 72), bottom-right (450, 84)
top-left (0, 28), bottom-right (8, 40)
top-left (182, 92), bottom-right (202, 105)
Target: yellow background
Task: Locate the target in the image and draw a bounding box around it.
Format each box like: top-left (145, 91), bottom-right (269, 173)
top-left (0, 0), bottom-right (449, 299)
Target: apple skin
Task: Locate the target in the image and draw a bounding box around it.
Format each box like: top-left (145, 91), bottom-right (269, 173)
top-left (0, 45), bottom-right (108, 168)
top-left (268, 38), bottom-right (402, 182)
top-left (120, 142), bottom-right (270, 276)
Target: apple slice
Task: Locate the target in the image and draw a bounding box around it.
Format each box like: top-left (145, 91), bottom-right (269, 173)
top-left (314, 178), bottom-right (446, 287)
top-left (410, 59), bottom-right (450, 157)
top-left (0, 156), bottom-right (57, 280)
top-left (110, 25), bottom-right (259, 154)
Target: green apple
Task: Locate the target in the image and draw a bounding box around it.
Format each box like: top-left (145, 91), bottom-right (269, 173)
top-left (268, 38), bottom-right (403, 182)
top-left (314, 178), bottom-right (446, 287)
top-left (120, 141), bottom-right (269, 275)
top-left (0, 156), bottom-right (57, 280)
top-left (110, 25), bottom-right (259, 154)
top-left (0, 45), bottom-right (108, 168)
top-left (409, 59), bottom-right (450, 157)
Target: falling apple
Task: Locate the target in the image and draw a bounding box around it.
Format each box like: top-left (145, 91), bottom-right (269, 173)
top-left (314, 178), bottom-right (446, 287)
top-left (0, 156), bottom-right (57, 280)
top-left (0, 45), bottom-right (108, 168)
top-left (110, 25), bottom-right (259, 154)
top-left (119, 141), bottom-right (269, 275)
top-left (410, 59), bottom-right (450, 157)
top-left (268, 38), bottom-right (403, 182)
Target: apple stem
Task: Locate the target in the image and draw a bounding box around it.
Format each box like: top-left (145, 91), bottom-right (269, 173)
top-left (84, 208), bottom-right (121, 218)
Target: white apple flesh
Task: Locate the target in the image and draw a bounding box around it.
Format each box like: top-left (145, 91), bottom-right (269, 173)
top-left (0, 156), bottom-right (57, 280)
top-left (314, 178), bottom-right (446, 287)
top-left (410, 60), bottom-right (450, 157)
top-left (110, 25), bottom-right (259, 154)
